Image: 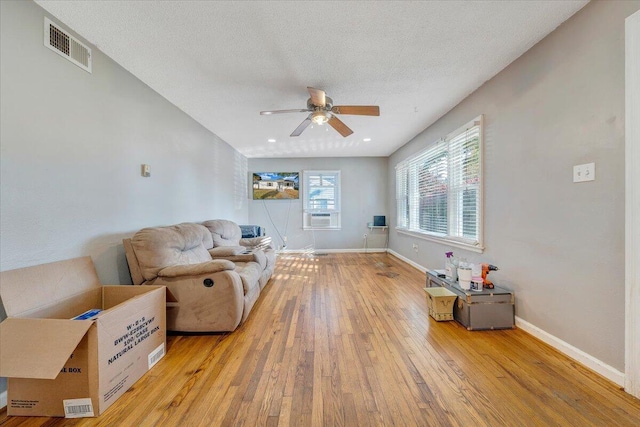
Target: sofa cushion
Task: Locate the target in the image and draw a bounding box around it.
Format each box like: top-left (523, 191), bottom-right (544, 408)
top-left (202, 219), bottom-right (243, 247)
top-left (131, 223), bottom-right (214, 281)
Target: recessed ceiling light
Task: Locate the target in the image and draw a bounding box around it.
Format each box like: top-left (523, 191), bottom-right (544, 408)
top-left (267, 138), bottom-right (276, 143)
top-left (363, 138), bottom-right (372, 142)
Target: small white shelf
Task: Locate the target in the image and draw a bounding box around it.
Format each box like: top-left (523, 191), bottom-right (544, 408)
top-left (365, 224), bottom-right (389, 250)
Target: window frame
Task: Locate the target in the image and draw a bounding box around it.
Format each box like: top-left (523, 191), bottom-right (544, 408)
top-left (395, 116), bottom-right (484, 252)
top-left (302, 170), bottom-right (341, 230)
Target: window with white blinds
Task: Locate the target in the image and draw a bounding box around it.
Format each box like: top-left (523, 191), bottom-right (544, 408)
top-left (395, 116), bottom-right (483, 250)
top-left (303, 170), bottom-right (341, 229)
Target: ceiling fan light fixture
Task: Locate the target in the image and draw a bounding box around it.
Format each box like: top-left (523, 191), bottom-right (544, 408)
top-left (261, 87), bottom-right (378, 137)
top-left (311, 111), bottom-right (329, 126)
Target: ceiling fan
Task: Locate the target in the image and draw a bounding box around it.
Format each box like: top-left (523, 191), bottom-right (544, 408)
top-left (260, 87), bottom-right (380, 137)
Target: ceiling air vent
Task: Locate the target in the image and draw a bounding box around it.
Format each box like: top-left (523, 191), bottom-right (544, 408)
top-left (44, 17), bottom-right (92, 73)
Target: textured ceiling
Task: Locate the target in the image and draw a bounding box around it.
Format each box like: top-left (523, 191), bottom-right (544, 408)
top-left (35, 0), bottom-right (588, 158)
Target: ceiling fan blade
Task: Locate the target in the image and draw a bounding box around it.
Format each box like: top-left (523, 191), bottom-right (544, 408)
top-left (260, 109), bottom-right (310, 115)
top-left (290, 117), bottom-right (312, 137)
top-left (307, 87), bottom-right (326, 107)
top-left (328, 116), bottom-right (354, 137)
top-left (331, 105), bottom-right (380, 116)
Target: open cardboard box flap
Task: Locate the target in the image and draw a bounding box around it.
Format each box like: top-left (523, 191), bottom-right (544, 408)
top-left (0, 317), bottom-right (93, 379)
top-left (0, 256), bottom-right (100, 317)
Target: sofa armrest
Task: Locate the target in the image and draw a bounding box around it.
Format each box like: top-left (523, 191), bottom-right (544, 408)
top-left (123, 238), bottom-right (145, 285)
top-left (240, 236), bottom-right (273, 249)
top-left (158, 260), bottom-right (235, 278)
top-left (208, 246), bottom-right (247, 257)
top-left (225, 251), bottom-right (268, 270)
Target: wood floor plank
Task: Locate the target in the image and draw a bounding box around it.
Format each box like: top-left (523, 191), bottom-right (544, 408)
top-left (2, 252), bottom-right (639, 426)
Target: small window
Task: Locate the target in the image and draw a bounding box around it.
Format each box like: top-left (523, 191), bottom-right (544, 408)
top-left (396, 116), bottom-right (483, 251)
top-left (303, 170), bottom-right (341, 230)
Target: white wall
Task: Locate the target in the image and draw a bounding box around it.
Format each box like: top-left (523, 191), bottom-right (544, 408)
top-left (0, 0), bottom-right (248, 285)
top-left (248, 157), bottom-right (388, 251)
top-left (388, 0), bottom-right (640, 373)
top-left (0, 0), bottom-right (250, 318)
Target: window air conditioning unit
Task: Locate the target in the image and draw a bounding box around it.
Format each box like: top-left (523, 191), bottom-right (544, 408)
top-left (310, 213), bottom-right (331, 228)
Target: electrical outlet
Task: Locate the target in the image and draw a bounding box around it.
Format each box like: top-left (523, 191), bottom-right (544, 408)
top-left (573, 162), bottom-right (595, 183)
top-left (412, 243), bottom-right (419, 252)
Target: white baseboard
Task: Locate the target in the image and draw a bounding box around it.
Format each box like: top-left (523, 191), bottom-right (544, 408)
top-left (0, 390), bottom-right (6, 411)
top-left (386, 249), bottom-right (428, 272)
top-left (277, 248), bottom-right (387, 254)
top-left (515, 316), bottom-right (625, 386)
top-left (318, 248), bottom-right (387, 253)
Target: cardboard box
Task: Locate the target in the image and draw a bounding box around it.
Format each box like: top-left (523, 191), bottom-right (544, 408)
top-left (0, 257), bottom-right (167, 417)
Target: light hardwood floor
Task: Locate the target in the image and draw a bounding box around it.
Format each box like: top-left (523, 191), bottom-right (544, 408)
top-left (1, 252), bottom-right (639, 426)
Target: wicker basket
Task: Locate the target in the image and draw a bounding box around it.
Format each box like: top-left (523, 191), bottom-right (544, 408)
top-left (424, 287), bottom-right (457, 321)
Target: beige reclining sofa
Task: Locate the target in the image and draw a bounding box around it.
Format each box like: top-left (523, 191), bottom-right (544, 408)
top-left (123, 221), bottom-right (275, 332)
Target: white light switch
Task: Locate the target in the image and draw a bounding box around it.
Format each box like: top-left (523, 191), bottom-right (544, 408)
top-left (573, 162), bottom-right (595, 183)
top-left (141, 164), bottom-right (150, 177)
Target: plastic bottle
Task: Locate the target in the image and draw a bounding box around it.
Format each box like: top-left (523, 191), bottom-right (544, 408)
top-left (445, 252), bottom-right (457, 281)
top-left (471, 263), bottom-right (482, 278)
